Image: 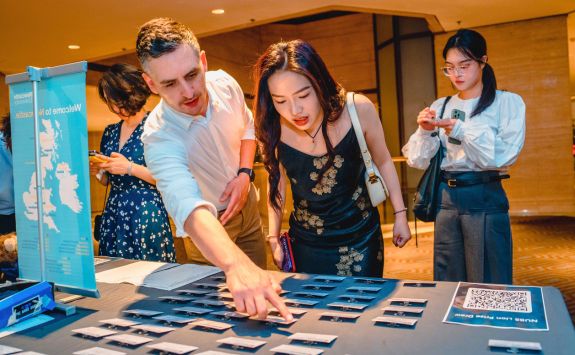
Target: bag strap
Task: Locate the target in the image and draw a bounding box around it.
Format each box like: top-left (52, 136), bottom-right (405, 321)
top-left (346, 92), bottom-right (378, 181)
top-left (101, 174), bottom-right (110, 210)
top-left (439, 96), bottom-right (452, 120)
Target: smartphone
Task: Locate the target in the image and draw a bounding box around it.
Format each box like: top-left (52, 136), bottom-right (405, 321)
top-left (448, 109), bottom-right (466, 145)
top-left (88, 150), bottom-right (108, 163)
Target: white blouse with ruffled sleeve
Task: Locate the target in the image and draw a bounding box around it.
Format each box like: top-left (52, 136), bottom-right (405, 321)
top-left (401, 90), bottom-right (525, 172)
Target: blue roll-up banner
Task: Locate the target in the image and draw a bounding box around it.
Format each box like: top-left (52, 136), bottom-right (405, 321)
top-left (8, 64), bottom-right (98, 297)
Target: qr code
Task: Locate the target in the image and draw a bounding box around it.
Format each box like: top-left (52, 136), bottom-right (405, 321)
top-left (463, 288), bottom-right (532, 313)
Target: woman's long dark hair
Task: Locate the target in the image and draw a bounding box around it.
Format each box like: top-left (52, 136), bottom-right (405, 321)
top-left (1, 112), bottom-right (10, 152)
top-left (443, 29), bottom-right (496, 117)
top-left (253, 40), bottom-right (346, 212)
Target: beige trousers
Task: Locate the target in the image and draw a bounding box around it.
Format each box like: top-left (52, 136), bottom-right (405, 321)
top-left (174, 185), bottom-right (266, 268)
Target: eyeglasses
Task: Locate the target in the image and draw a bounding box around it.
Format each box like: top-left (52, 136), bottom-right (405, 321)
top-left (441, 63), bottom-right (475, 77)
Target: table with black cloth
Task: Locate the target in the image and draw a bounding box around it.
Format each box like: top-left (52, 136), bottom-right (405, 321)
top-left (1, 259), bottom-right (574, 354)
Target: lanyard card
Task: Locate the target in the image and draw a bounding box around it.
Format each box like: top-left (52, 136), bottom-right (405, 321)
top-left (488, 339), bottom-right (542, 353)
top-left (302, 284), bottom-right (337, 291)
top-left (211, 310), bottom-right (249, 320)
top-left (158, 295), bottom-right (194, 303)
top-left (104, 334), bottom-right (153, 346)
top-left (73, 347), bottom-right (127, 355)
top-left (176, 289), bottom-right (211, 296)
top-left (192, 319), bottom-right (234, 332)
top-left (130, 324), bottom-right (175, 335)
top-left (122, 309), bottom-right (163, 318)
top-left (403, 281), bottom-right (436, 288)
top-left (153, 314), bottom-right (196, 325)
top-left (292, 291), bottom-right (329, 299)
top-left (313, 275), bottom-right (346, 283)
top-left (269, 344), bottom-right (323, 355)
top-left (346, 286), bottom-right (381, 294)
top-left (354, 277), bottom-right (387, 285)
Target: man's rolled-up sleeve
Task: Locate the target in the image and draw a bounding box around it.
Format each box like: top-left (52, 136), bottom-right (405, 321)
top-left (143, 131), bottom-right (217, 237)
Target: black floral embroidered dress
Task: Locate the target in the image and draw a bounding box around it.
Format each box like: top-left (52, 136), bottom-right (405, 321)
top-left (98, 115), bottom-right (175, 262)
top-left (278, 128), bottom-right (384, 277)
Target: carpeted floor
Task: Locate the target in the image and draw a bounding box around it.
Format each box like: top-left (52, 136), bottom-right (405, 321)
top-left (383, 216), bottom-right (575, 323)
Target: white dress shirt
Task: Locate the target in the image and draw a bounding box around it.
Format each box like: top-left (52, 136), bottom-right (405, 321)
top-left (142, 70), bottom-right (255, 236)
top-left (402, 90), bottom-right (525, 172)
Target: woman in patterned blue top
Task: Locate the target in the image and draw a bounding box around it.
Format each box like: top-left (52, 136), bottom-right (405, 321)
top-left (90, 63), bottom-right (175, 262)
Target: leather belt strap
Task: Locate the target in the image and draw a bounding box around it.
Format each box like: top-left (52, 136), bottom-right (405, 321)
top-left (442, 174), bottom-right (510, 188)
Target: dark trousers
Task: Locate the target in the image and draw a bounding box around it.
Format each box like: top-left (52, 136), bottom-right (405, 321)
top-left (434, 172), bottom-right (512, 284)
top-left (0, 213), bottom-right (16, 234)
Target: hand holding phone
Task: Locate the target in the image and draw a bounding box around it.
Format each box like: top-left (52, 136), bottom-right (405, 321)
top-left (89, 150), bottom-right (109, 164)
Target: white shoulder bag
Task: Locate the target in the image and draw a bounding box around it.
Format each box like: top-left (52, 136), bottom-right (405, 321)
top-left (346, 92), bottom-right (389, 207)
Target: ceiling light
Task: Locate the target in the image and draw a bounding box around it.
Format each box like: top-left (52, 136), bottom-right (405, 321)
top-left (211, 9), bottom-right (225, 15)
top-left (68, 44), bottom-right (80, 50)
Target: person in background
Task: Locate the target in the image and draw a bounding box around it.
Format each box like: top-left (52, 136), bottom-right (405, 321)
top-left (402, 29), bottom-right (525, 284)
top-left (137, 17), bottom-right (291, 321)
top-left (90, 63), bottom-right (175, 262)
top-left (0, 112), bottom-right (15, 235)
top-left (253, 40), bottom-right (411, 277)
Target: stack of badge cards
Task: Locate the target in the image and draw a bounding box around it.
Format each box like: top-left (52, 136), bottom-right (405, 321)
top-left (373, 297), bottom-right (428, 328)
top-left (122, 309), bottom-right (163, 318)
top-left (288, 333), bottom-right (337, 345)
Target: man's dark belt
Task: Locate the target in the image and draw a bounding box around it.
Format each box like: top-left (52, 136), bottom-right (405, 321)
top-left (441, 171), bottom-right (510, 188)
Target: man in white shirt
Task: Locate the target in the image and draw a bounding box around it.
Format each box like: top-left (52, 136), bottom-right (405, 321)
top-left (136, 18), bottom-right (291, 321)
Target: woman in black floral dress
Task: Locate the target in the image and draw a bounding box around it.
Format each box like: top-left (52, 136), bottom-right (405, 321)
top-left (253, 40), bottom-right (411, 277)
top-left (89, 64), bottom-right (175, 262)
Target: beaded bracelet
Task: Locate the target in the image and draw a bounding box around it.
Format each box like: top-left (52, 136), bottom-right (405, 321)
top-left (394, 208), bottom-right (408, 215)
top-left (127, 162), bottom-right (133, 176)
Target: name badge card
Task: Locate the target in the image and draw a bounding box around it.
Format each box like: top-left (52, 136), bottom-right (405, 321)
top-left (122, 309), bottom-right (163, 318)
top-left (403, 281), bottom-right (436, 288)
top-left (99, 318), bottom-right (140, 328)
top-left (382, 306), bottom-right (424, 317)
top-left (313, 276), bottom-right (346, 283)
top-left (284, 298), bottom-right (319, 307)
top-left (337, 294), bottom-right (375, 303)
top-left (302, 284), bottom-right (337, 291)
top-left (252, 315), bottom-right (297, 326)
top-left (210, 275), bottom-right (226, 282)
top-left (210, 311), bottom-right (249, 320)
top-left (192, 299), bottom-right (227, 308)
top-left (130, 324), bottom-right (175, 335)
top-left (354, 277), bottom-right (386, 285)
top-left (288, 333), bottom-right (338, 344)
top-left (206, 292), bottom-right (234, 301)
top-left (269, 307), bottom-right (309, 318)
top-left (173, 306), bottom-right (212, 316)
top-left (104, 334), bottom-right (153, 346)
top-left (158, 295), bottom-right (194, 303)
top-left (73, 347), bottom-right (127, 355)
top-left (153, 314), bottom-right (196, 325)
top-left (389, 298), bottom-right (428, 307)
top-left (292, 291), bottom-right (329, 299)
top-left (194, 283), bottom-right (221, 290)
top-left (176, 289), bottom-right (210, 296)
top-left (346, 286), bottom-right (381, 294)
top-left (372, 316), bottom-right (418, 328)
top-left (488, 340), bottom-right (542, 352)
top-left (71, 327), bottom-right (117, 339)
top-left (216, 337), bottom-right (267, 350)
top-left (319, 311), bottom-right (361, 322)
top-left (146, 342), bottom-right (198, 355)
top-left (327, 302), bottom-right (369, 311)
top-left (192, 319), bottom-right (234, 332)
top-left (269, 344), bottom-right (323, 355)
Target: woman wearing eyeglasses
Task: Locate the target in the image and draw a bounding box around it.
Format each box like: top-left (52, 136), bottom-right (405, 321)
top-left (402, 29), bottom-right (525, 284)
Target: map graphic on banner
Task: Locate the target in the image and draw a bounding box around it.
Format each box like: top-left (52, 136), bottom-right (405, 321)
top-left (8, 67), bottom-right (98, 296)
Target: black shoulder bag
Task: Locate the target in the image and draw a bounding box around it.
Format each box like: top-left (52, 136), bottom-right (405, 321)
top-left (94, 177), bottom-right (110, 242)
top-left (412, 96), bottom-right (452, 222)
